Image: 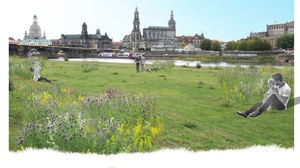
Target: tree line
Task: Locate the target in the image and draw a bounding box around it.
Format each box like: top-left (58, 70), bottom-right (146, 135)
top-left (198, 33), bottom-right (293, 51)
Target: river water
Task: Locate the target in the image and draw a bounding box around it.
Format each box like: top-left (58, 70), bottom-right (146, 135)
top-left (52, 57), bottom-right (282, 68)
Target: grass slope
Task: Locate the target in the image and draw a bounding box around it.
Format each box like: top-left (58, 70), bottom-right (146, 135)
top-left (9, 59), bottom-right (294, 152)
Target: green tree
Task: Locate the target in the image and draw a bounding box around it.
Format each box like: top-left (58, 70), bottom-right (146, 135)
top-left (236, 38), bottom-right (271, 51)
top-left (200, 39), bottom-right (212, 50)
top-left (226, 41), bottom-right (238, 51)
top-left (277, 34), bottom-right (294, 50)
top-left (237, 40), bottom-right (248, 51)
top-left (212, 41), bottom-right (221, 51)
top-left (248, 38), bottom-right (271, 51)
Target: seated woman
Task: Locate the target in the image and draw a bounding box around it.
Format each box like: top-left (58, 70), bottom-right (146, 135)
top-left (237, 73), bottom-right (291, 118)
top-left (30, 62), bottom-right (53, 84)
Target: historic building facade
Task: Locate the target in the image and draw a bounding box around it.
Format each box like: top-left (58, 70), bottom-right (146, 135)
top-left (123, 7), bottom-right (179, 51)
top-left (142, 10), bottom-right (176, 41)
top-left (176, 33), bottom-right (205, 48)
top-left (249, 20), bottom-right (294, 49)
top-left (58, 22), bottom-right (112, 49)
top-left (20, 15), bottom-right (52, 46)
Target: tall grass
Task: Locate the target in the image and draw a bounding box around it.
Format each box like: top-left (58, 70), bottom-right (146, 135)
top-left (16, 86), bottom-right (161, 154)
top-left (9, 56), bottom-right (47, 80)
top-left (218, 65), bottom-right (294, 106)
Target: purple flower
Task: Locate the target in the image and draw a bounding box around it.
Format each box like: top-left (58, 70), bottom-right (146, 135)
top-left (17, 138), bottom-right (24, 145)
top-left (102, 129), bottom-right (106, 134)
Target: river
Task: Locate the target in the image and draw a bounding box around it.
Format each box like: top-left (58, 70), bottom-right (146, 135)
top-left (52, 57), bottom-right (283, 68)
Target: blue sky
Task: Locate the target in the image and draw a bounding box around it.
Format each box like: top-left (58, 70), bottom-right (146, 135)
top-left (3, 0), bottom-right (294, 42)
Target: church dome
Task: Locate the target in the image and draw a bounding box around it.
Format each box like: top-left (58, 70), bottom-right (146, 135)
top-left (28, 15), bottom-right (42, 39)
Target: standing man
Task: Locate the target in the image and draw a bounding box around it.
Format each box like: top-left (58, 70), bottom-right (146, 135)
top-left (135, 54), bottom-right (141, 73)
top-left (237, 73), bottom-right (291, 118)
top-left (141, 54), bottom-right (146, 72)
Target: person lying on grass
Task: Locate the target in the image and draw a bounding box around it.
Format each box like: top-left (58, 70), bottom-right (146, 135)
top-left (237, 73), bottom-right (291, 118)
top-left (30, 62), bottom-right (53, 84)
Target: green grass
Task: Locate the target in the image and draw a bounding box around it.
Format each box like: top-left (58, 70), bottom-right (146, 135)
top-left (9, 57), bottom-right (294, 152)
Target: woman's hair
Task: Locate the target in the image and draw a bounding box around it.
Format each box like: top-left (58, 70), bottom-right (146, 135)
top-left (272, 73), bottom-right (283, 82)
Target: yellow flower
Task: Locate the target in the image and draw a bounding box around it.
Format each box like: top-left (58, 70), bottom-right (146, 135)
top-left (126, 128), bottom-right (130, 136)
top-left (40, 91), bottom-right (52, 104)
top-left (133, 123), bottom-right (142, 138)
top-left (119, 124), bottom-right (124, 134)
top-left (111, 135), bottom-right (115, 144)
top-left (151, 127), bottom-right (159, 138)
top-left (62, 88), bottom-right (71, 94)
top-left (78, 96), bottom-right (84, 101)
top-left (138, 139), bottom-right (144, 152)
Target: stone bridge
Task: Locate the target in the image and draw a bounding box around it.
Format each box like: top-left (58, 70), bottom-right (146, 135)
top-left (9, 44), bottom-right (99, 58)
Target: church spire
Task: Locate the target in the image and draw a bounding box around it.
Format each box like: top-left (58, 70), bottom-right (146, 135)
top-left (43, 31), bottom-right (46, 39)
top-left (133, 7), bottom-right (140, 31)
top-left (131, 7), bottom-right (142, 51)
top-left (24, 30), bottom-right (28, 40)
top-left (168, 10), bottom-right (176, 30)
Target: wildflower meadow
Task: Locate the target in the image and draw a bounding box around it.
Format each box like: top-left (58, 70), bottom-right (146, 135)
top-left (9, 56), bottom-right (294, 153)
top-left (17, 86), bottom-right (161, 154)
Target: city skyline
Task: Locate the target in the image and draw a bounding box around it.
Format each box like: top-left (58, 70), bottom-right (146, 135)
top-left (3, 0), bottom-right (294, 42)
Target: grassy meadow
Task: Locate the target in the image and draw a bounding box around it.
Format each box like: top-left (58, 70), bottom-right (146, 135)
top-left (9, 56), bottom-right (294, 154)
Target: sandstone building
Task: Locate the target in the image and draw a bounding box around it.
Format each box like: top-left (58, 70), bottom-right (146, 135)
top-left (123, 7), bottom-right (179, 51)
top-left (58, 22), bottom-right (112, 49)
top-left (20, 15), bottom-right (52, 46)
top-left (249, 20), bottom-right (294, 49)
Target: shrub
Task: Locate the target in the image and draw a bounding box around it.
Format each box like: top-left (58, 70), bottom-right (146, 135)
top-left (81, 62), bottom-right (98, 73)
top-left (150, 60), bottom-right (175, 72)
top-left (196, 62), bottom-right (202, 69)
top-left (64, 56), bottom-right (69, 61)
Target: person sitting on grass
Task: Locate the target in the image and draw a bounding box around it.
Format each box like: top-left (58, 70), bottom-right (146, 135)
top-left (30, 62), bottom-right (53, 84)
top-left (237, 73), bottom-right (291, 118)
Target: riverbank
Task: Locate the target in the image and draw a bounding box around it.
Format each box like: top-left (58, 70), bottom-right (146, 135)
top-left (59, 53), bottom-right (292, 66)
top-left (52, 57), bottom-right (285, 68)
top-left (145, 54), bottom-right (292, 65)
top-left (9, 57), bottom-right (294, 153)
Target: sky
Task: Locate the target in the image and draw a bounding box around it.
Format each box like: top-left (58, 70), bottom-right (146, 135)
top-left (2, 0), bottom-right (294, 42)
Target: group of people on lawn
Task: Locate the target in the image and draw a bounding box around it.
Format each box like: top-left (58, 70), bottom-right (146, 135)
top-left (30, 58), bottom-right (292, 118)
top-left (134, 54), bottom-right (146, 73)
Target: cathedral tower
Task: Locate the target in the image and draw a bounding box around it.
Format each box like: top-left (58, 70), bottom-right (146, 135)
top-left (130, 7), bottom-right (142, 51)
top-left (81, 22), bottom-right (88, 39)
top-left (168, 10), bottom-right (176, 30)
